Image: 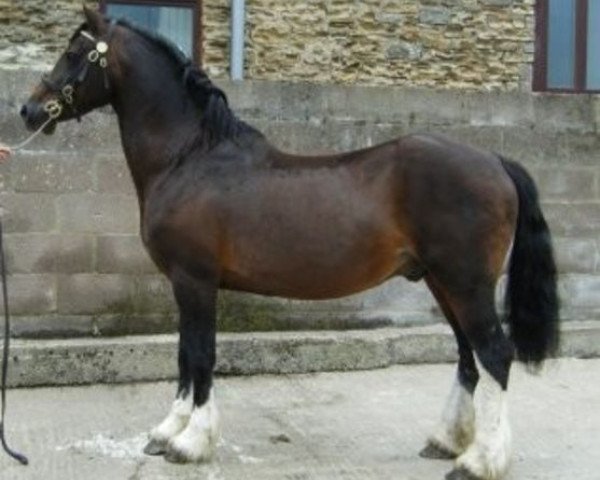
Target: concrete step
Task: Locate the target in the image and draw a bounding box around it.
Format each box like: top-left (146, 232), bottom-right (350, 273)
top-left (5, 321), bottom-right (599, 387)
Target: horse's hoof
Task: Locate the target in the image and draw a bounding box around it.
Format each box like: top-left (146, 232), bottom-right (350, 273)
top-left (420, 441), bottom-right (457, 460)
top-left (143, 438), bottom-right (168, 456)
top-left (164, 447), bottom-right (190, 464)
top-left (445, 467), bottom-right (482, 480)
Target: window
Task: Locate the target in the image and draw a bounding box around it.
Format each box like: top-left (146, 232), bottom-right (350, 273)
top-left (100, 0), bottom-right (201, 63)
top-left (534, 0), bottom-right (600, 92)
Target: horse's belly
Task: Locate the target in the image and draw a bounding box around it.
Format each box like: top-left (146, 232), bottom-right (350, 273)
top-left (221, 259), bottom-right (398, 299)
top-left (219, 227), bottom-right (411, 299)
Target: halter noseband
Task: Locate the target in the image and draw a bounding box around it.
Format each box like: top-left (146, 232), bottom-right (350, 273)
top-left (41, 20), bottom-right (117, 121)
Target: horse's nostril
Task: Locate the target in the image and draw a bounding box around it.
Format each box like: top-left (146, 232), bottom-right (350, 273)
top-left (19, 105), bottom-right (28, 119)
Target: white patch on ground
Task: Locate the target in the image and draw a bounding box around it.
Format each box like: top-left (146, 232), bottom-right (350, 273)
top-left (223, 440), bottom-right (243, 454)
top-left (56, 433), bottom-right (148, 459)
top-left (206, 466), bottom-right (225, 480)
top-left (219, 437), bottom-right (264, 465)
top-left (238, 454), bottom-right (265, 464)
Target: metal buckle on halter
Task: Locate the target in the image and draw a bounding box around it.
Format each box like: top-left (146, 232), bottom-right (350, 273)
top-left (61, 84), bottom-right (74, 105)
top-left (87, 41), bottom-right (109, 68)
top-left (96, 41), bottom-right (108, 54)
top-left (44, 99), bottom-right (63, 119)
top-left (88, 49), bottom-right (100, 63)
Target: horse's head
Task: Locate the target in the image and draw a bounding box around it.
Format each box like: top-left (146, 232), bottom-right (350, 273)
top-left (20, 7), bottom-right (116, 134)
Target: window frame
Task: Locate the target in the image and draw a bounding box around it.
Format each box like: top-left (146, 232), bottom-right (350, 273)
top-left (99, 0), bottom-right (203, 65)
top-left (534, 0), bottom-right (600, 93)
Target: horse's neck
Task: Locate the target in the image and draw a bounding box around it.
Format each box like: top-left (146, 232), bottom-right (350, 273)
top-left (111, 60), bottom-right (200, 199)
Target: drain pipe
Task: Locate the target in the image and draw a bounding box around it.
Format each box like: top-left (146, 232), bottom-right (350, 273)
top-left (230, 0), bottom-right (245, 81)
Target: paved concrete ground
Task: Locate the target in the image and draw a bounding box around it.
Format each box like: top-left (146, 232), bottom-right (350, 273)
top-left (1, 359), bottom-right (599, 480)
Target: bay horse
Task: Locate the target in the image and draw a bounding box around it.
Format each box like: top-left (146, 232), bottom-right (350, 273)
top-left (20, 8), bottom-right (559, 480)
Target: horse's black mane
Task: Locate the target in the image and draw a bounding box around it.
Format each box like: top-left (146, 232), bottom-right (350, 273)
top-left (82, 18), bottom-right (261, 150)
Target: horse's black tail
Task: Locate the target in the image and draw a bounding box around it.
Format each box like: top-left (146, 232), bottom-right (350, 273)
top-left (500, 156), bottom-right (560, 367)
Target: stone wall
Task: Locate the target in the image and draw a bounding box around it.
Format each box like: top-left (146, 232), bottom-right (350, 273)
top-left (241, 0), bottom-right (534, 90)
top-left (1, 68), bottom-right (599, 338)
top-left (2, 0), bottom-right (534, 90)
top-left (0, 0), bottom-right (97, 70)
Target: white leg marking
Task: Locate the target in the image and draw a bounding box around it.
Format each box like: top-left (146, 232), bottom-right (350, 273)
top-left (456, 360), bottom-right (512, 480)
top-left (150, 389), bottom-right (194, 444)
top-left (168, 388), bottom-right (221, 462)
top-left (428, 375), bottom-right (475, 455)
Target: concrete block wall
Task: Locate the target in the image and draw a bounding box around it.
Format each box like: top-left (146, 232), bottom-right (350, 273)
top-left (1, 68), bottom-right (599, 337)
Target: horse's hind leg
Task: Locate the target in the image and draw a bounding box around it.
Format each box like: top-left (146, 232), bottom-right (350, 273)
top-left (144, 269), bottom-right (220, 463)
top-left (443, 287), bottom-right (514, 480)
top-left (420, 276), bottom-right (478, 460)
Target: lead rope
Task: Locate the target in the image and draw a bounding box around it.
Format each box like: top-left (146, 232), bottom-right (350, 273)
top-left (2, 102), bottom-right (73, 466)
top-left (0, 219), bottom-right (28, 465)
top-left (0, 101), bottom-right (60, 471)
top-left (0, 118), bottom-right (40, 467)
top-left (5, 118), bottom-right (54, 152)
top-left (0, 93), bottom-right (54, 468)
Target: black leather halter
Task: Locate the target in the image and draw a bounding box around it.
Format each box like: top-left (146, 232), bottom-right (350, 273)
top-left (40, 20), bottom-right (117, 121)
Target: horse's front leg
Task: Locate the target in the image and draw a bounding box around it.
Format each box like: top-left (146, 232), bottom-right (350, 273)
top-left (144, 269), bottom-right (220, 463)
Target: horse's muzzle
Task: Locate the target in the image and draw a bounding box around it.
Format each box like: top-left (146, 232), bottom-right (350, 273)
top-left (20, 101), bottom-right (56, 134)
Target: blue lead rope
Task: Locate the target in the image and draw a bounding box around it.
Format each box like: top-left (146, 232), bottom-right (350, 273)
top-left (0, 219), bottom-right (28, 466)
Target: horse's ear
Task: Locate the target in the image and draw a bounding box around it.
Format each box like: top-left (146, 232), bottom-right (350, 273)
top-left (83, 6), bottom-right (107, 36)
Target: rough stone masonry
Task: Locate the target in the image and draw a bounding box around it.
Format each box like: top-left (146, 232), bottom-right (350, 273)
top-left (2, 0), bottom-right (534, 90)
